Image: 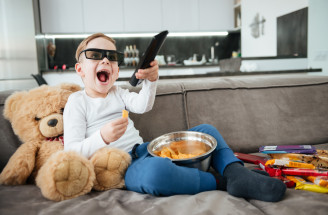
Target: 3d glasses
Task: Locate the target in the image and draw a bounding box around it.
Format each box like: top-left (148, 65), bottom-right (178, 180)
top-left (78, 48), bottom-right (124, 65)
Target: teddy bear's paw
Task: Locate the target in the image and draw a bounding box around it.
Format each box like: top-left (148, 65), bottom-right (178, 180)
top-left (0, 169), bottom-right (27, 185)
top-left (36, 151), bottom-right (95, 201)
top-left (90, 147), bottom-right (131, 191)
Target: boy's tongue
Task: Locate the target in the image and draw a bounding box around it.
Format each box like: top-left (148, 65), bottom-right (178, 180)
top-left (97, 72), bottom-right (107, 82)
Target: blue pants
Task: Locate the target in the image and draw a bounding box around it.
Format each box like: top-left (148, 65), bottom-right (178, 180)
top-left (125, 124), bottom-right (241, 196)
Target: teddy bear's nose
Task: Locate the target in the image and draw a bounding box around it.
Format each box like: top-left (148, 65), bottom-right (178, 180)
top-left (47, 119), bottom-right (58, 127)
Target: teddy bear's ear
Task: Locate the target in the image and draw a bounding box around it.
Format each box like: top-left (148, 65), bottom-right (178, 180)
top-left (3, 91), bottom-right (27, 121)
top-left (58, 83), bottom-right (81, 93)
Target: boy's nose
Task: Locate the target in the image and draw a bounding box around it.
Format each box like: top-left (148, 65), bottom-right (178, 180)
top-left (101, 57), bottom-right (110, 64)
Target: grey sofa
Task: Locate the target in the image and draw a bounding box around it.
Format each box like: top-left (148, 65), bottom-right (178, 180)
top-left (1, 74), bottom-right (328, 215)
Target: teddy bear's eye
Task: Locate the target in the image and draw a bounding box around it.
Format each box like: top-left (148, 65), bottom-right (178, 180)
top-left (60, 108), bottom-right (64, 114)
top-left (35, 116), bottom-right (41, 121)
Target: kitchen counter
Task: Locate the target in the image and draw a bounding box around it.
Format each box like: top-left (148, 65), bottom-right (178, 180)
top-left (41, 64), bottom-right (321, 87)
top-left (41, 63), bottom-right (221, 74)
top-left (121, 68), bottom-right (322, 81)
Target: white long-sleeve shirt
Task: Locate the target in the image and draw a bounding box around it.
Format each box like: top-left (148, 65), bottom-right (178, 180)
top-left (64, 80), bottom-right (157, 158)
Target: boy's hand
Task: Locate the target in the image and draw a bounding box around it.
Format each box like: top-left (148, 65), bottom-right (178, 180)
top-left (100, 117), bottom-right (128, 144)
top-left (135, 60), bottom-right (159, 82)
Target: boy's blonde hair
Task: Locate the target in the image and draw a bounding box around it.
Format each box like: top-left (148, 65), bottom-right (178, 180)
top-left (75, 33), bottom-right (116, 62)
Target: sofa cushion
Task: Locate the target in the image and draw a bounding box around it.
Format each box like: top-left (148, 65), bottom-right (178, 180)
top-left (183, 75), bottom-right (328, 153)
top-left (0, 90), bottom-right (22, 172)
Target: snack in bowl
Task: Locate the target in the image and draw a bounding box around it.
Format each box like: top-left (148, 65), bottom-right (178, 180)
top-left (148, 131), bottom-right (217, 171)
top-left (154, 140), bottom-right (211, 159)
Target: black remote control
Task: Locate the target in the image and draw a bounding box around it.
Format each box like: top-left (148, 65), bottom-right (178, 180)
top-left (129, 30), bottom-right (169, 86)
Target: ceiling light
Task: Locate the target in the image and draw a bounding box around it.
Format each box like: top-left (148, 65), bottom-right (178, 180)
top-left (40, 31), bottom-right (229, 39)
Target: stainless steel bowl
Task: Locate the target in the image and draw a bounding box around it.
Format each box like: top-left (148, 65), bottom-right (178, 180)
top-left (147, 131), bottom-right (217, 171)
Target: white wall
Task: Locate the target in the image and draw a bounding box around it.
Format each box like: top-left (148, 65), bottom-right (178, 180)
top-left (0, 0), bottom-right (39, 91)
top-left (308, 0), bottom-right (328, 75)
top-left (241, 0), bottom-right (308, 57)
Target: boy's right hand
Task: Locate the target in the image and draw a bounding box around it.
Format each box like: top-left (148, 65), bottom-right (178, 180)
top-left (100, 117), bottom-right (128, 144)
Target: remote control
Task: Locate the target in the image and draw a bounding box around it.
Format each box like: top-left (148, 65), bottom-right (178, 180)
top-left (129, 30), bottom-right (169, 86)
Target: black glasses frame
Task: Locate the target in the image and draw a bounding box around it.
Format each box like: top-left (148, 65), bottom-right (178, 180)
top-left (78, 48), bottom-right (124, 66)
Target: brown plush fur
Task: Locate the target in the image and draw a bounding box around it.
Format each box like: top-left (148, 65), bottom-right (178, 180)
top-left (0, 84), bottom-right (131, 201)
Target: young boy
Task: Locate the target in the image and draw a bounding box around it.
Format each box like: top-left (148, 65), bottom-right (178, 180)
top-left (64, 33), bottom-right (286, 202)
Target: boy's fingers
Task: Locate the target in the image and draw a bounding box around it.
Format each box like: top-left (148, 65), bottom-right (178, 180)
top-left (137, 66), bottom-right (158, 79)
top-left (150, 60), bottom-right (158, 67)
top-left (112, 117), bottom-right (128, 125)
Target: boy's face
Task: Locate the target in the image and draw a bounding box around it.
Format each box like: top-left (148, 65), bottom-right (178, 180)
top-left (75, 37), bottom-right (119, 98)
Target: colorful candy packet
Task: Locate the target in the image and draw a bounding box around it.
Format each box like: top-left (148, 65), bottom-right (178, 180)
top-left (269, 152), bottom-right (328, 169)
top-left (281, 168), bottom-right (328, 177)
top-left (259, 145), bottom-right (316, 154)
top-left (265, 159), bottom-right (316, 169)
top-left (233, 153), bottom-right (295, 188)
top-left (286, 176), bottom-right (328, 193)
top-left (305, 176), bottom-right (328, 188)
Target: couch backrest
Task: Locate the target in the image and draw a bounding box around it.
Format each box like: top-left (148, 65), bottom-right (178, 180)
top-left (0, 90), bottom-right (23, 172)
top-left (127, 75), bottom-right (328, 153)
top-left (181, 75), bottom-right (328, 153)
top-left (1, 74), bottom-right (328, 171)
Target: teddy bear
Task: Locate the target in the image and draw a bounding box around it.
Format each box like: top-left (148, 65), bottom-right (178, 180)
top-left (0, 83), bottom-right (131, 201)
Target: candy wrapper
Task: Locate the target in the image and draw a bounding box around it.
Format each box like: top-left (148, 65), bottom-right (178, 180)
top-left (259, 145), bottom-right (316, 154)
top-left (265, 159), bottom-right (316, 169)
top-left (269, 151), bottom-right (328, 169)
top-left (234, 153), bottom-right (268, 164)
top-left (286, 176), bottom-right (328, 193)
top-left (234, 153), bottom-right (295, 188)
top-left (281, 168), bottom-right (328, 177)
top-left (305, 176), bottom-right (328, 188)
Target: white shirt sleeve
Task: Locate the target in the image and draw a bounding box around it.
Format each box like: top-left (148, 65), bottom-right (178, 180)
top-left (120, 79), bottom-right (158, 113)
top-left (63, 93), bottom-right (107, 158)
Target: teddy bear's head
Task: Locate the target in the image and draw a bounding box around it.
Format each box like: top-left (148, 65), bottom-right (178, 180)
top-left (3, 83), bottom-right (81, 143)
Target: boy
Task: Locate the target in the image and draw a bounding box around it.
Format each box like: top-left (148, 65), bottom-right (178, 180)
top-left (64, 33), bottom-right (286, 202)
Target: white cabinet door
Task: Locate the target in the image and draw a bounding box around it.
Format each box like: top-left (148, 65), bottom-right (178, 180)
top-left (162, 0), bottom-right (199, 32)
top-left (83, 0), bottom-right (124, 33)
top-left (199, 0), bottom-right (234, 31)
top-left (39, 0), bottom-right (84, 33)
top-left (123, 0), bottom-right (162, 32)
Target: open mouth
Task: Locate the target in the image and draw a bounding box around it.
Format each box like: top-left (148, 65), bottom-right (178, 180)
top-left (97, 70), bottom-right (110, 83)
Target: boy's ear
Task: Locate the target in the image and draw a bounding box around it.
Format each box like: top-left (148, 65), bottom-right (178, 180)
top-left (75, 62), bottom-right (84, 78)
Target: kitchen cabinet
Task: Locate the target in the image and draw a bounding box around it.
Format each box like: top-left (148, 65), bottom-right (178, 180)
top-left (39, 0), bottom-right (234, 34)
top-left (199, 0), bottom-right (234, 31)
top-left (39, 0), bottom-right (84, 33)
top-left (162, 0), bottom-right (199, 32)
top-left (123, 0), bottom-right (162, 32)
top-left (83, 0), bottom-right (124, 33)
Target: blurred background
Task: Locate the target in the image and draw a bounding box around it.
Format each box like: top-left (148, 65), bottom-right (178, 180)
top-left (0, 0), bottom-right (327, 90)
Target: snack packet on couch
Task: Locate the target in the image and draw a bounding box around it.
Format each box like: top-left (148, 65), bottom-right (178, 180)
top-left (286, 176), bottom-right (328, 193)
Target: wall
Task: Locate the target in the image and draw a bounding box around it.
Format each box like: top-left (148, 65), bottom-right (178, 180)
top-left (0, 0), bottom-right (39, 91)
top-left (241, 0), bottom-right (308, 57)
top-left (308, 0), bottom-right (328, 75)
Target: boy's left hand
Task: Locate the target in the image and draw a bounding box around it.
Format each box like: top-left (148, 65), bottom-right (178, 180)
top-left (135, 60), bottom-right (159, 82)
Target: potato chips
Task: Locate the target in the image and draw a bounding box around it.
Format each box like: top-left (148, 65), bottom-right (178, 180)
top-left (122, 110), bottom-right (129, 118)
top-left (154, 140), bottom-right (210, 159)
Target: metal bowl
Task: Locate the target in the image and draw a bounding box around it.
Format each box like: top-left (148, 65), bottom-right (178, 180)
top-left (147, 131), bottom-right (217, 171)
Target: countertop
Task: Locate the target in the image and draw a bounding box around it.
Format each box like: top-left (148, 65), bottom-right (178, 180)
top-left (41, 65), bottom-right (322, 87)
